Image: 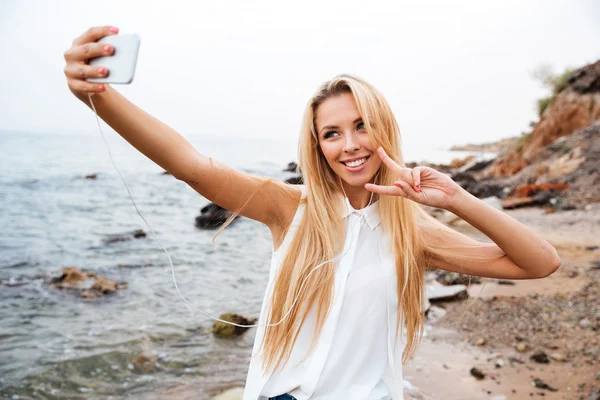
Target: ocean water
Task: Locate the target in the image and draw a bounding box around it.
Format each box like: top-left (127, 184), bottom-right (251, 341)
top-left (0, 130), bottom-right (483, 399)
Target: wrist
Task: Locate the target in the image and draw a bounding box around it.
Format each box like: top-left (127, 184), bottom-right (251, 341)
top-left (446, 186), bottom-right (472, 214)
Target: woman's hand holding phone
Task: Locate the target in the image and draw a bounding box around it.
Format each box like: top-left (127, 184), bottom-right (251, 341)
top-left (63, 26), bottom-right (119, 100)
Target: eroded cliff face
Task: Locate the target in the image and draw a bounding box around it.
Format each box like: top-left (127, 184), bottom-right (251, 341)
top-left (490, 61), bottom-right (600, 176)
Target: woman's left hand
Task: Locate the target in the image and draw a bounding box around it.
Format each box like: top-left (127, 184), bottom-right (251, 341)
top-left (365, 147), bottom-right (464, 210)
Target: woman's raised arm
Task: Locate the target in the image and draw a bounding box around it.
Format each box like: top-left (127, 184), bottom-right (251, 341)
top-left (64, 26), bottom-right (298, 227)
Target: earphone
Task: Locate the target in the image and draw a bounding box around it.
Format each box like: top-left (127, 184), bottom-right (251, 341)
top-left (86, 92), bottom-right (364, 329)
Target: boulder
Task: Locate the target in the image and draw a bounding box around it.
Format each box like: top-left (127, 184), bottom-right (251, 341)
top-left (212, 313), bottom-right (257, 337)
top-left (103, 229), bottom-right (146, 244)
top-left (195, 203), bottom-right (238, 229)
top-left (426, 284), bottom-right (468, 303)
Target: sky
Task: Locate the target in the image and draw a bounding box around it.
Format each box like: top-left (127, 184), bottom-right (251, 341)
top-left (0, 0), bottom-right (598, 153)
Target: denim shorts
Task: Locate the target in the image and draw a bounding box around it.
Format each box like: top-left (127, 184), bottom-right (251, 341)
top-left (268, 395), bottom-right (297, 400)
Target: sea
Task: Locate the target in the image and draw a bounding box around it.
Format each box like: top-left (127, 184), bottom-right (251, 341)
top-left (0, 130), bottom-right (487, 399)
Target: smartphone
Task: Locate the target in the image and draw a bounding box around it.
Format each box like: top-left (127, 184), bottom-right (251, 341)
top-left (87, 34), bottom-right (141, 84)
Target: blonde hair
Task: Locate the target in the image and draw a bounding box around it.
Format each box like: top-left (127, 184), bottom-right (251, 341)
top-left (221, 74), bottom-right (501, 374)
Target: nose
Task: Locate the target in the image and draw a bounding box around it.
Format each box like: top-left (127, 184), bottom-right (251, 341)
top-left (342, 131), bottom-right (360, 153)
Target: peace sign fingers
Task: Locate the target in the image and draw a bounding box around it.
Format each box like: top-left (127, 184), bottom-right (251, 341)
top-left (376, 147), bottom-right (414, 186)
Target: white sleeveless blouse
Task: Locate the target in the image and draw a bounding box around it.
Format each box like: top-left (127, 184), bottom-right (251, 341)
top-left (243, 186), bottom-right (405, 400)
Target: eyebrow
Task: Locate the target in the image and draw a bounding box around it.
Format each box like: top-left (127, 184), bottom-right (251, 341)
top-left (319, 117), bottom-right (363, 134)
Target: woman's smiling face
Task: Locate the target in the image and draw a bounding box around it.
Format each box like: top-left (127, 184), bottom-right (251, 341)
top-left (315, 92), bottom-right (382, 187)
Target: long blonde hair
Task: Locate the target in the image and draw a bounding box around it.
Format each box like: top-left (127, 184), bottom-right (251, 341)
top-left (229, 74), bottom-right (500, 374)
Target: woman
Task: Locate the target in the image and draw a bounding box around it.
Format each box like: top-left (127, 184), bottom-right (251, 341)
top-left (64, 26), bottom-right (561, 400)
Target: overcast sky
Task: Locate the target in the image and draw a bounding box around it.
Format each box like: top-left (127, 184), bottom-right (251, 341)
top-left (0, 0), bottom-right (598, 152)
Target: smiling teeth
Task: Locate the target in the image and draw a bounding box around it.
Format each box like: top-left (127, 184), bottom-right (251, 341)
top-left (345, 158), bottom-right (367, 167)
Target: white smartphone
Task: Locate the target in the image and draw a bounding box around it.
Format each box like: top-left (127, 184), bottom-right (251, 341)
top-left (87, 34), bottom-right (141, 84)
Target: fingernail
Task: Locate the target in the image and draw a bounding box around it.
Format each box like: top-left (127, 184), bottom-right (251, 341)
top-left (110, 27), bottom-right (119, 33)
top-left (98, 84), bottom-right (105, 91)
top-left (98, 67), bottom-right (105, 75)
top-left (104, 45), bottom-right (112, 53)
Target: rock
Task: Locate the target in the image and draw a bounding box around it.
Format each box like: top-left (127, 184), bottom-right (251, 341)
top-left (490, 61), bottom-right (600, 177)
top-left (435, 271), bottom-right (481, 286)
top-left (103, 229), bottom-right (146, 244)
top-left (132, 351), bottom-right (156, 373)
top-left (285, 176), bottom-right (303, 185)
top-left (50, 267), bottom-right (125, 298)
top-left (470, 367), bottom-right (486, 380)
top-left (283, 162), bottom-right (298, 172)
top-left (85, 173), bottom-right (98, 179)
top-left (212, 388), bottom-right (244, 400)
top-left (580, 318), bottom-right (592, 328)
top-left (502, 196), bottom-right (536, 209)
top-left (425, 305), bottom-right (446, 323)
top-left (475, 338), bottom-right (486, 346)
top-left (212, 313), bottom-right (257, 337)
top-left (51, 267), bottom-right (89, 288)
top-left (426, 284), bottom-right (468, 303)
top-left (530, 350), bottom-right (550, 364)
top-left (513, 183), bottom-right (569, 197)
top-left (497, 280), bottom-right (516, 285)
top-left (491, 396), bottom-right (507, 400)
top-left (449, 155), bottom-right (476, 169)
top-left (533, 378), bottom-right (558, 392)
top-left (195, 203), bottom-right (238, 229)
top-left (516, 343), bottom-right (527, 352)
top-left (458, 157), bottom-right (495, 173)
top-left (494, 359), bottom-right (504, 368)
top-left (549, 352), bottom-right (567, 362)
top-left (587, 388), bottom-right (600, 400)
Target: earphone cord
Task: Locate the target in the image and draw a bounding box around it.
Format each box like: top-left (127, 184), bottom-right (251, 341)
top-left (87, 93), bottom-right (359, 328)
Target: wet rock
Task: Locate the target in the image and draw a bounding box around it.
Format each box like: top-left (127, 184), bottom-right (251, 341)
top-left (50, 267), bottom-right (126, 298)
top-left (80, 277), bottom-right (123, 298)
top-left (533, 378), bottom-right (558, 392)
top-left (470, 367), bottom-right (486, 380)
top-left (530, 350), bottom-right (550, 364)
top-left (285, 176), bottom-right (303, 185)
top-left (51, 267), bottom-right (89, 288)
top-left (212, 313), bottom-right (257, 337)
top-left (426, 284), bottom-right (468, 303)
top-left (195, 203), bottom-right (238, 229)
top-left (133, 351), bottom-right (157, 373)
top-left (103, 229), bottom-right (146, 244)
top-left (283, 162), bottom-right (298, 172)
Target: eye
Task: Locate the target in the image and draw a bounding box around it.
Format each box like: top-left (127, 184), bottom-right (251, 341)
top-left (357, 121), bottom-right (365, 130)
top-left (323, 131), bottom-right (339, 139)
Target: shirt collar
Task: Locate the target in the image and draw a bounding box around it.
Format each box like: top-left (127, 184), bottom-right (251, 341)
top-left (338, 194), bottom-right (382, 230)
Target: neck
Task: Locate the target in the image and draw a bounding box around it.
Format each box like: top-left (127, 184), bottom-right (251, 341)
top-left (340, 177), bottom-right (378, 210)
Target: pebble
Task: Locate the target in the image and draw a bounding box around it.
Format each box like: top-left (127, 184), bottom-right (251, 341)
top-left (476, 338), bottom-right (486, 346)
top-left (516, 343), bottom-right (527, 352)
top-left (550, 353), bottom-right (566, 362)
